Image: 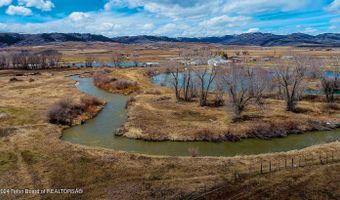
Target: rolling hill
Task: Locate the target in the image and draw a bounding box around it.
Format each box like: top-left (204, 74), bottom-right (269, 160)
top-left (1, 32), bottom-right (340, 47)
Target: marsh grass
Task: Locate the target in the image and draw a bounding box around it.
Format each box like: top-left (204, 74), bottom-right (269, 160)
top-left (93, 72), bottom-right (139, 95)
top-left (0, 151), bottom-right (17, 174)
top-left (0, 107), bottom-right (36, 126)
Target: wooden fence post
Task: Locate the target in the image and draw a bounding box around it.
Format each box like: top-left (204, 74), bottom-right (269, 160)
top-left (291, 158), bottom-right (294, 169)
top-left (269, 161), bottom-right (272, 172)
top-left (234, 171), bottom-right (239, 182)
top-left (285, 158), bottom-right (287, 169)
top-left (260, 162), bottom-right (263, 174)
top-left (320, 155), bottom-right (323, 164)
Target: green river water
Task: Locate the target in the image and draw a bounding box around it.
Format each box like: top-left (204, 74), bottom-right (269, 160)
top-left (62, 76), bottom-right (340, 157)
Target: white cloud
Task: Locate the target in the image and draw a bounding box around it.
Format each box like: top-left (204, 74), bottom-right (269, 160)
top-left (200, 15), bottom-right (251, 27)
top-left (329, 25), bottom-right (337, 30)
top-left (223, 0), bottom-right (310, 14)
top-left (247, 28), bottom-right (260, 33)
top-left (303, 27), bottom-right (317, 33)
top-left (153, 23), bottom-right (177, 35)
top-left (104, 0), bottom-right (317, 22)
top-left (326, 0), bottom-right (340, 13)
top-left (18, 0), bottom-right (54, 11)
top-left (105, 0), bottom-right (221, 19)
top-left (0, 0), bottom-right (333, 37)
top-left (0, 23), bottom-right (7, 30)
top-left (6, 5), bottom-right (32, 16)
top-left (143, 23), bottom-right (154, 30)
top-left (68, 12), bottom-right (90, 22)
top-left (0, 0), bottom-right (11, 7)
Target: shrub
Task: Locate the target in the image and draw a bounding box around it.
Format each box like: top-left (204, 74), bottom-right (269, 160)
top-left (156, 96), bottom-right (171, 101)
top-left (144, 89), bottom-right (161, 95)
top-left (15, 73), bottom-right (25, 76)
top-left (222, 131), bottom-right (241, 141)
top-left (81, 95), bottom-right (104, 111)
top-left (188, 147), bottom-right (199, 157)
top-left (194, 128), bottom-right (221, 141)
top-left (104, 68), bottom-right (112, 73)
top-left (47, 98), bottom-right (84, 125)
top-left (93, 72), bottom-right (115, 85)
top-left (9, 77), bottom-right (20, 82)
top-left (93, 72), bottom-right (138, 92)
top-left (213, 98), bottom-right (224, 107)
top-left (146, 69), bottom-right (157, 77)
top-left (111, 79), bottom-right (137, 90)
top-left (125, 96), bottom-right (136, 109)
top-left (247, 120), bottom-right (302, 138)
top-left (323, 103), bottom-right (340, 110)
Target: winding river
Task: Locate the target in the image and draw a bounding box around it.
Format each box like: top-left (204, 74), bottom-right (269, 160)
top-left (62, 76), bottom-right (340, 157)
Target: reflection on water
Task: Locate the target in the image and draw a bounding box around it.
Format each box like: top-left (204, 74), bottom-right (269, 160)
top-left (62, 76), bottom-right (340, 157)
top-left (152, 71), bottom-right (340, 96)
top-left (74, 62), bottom-right (144, 68)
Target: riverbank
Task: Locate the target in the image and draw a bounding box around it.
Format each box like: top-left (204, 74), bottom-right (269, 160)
top-left (63, 74), bottom-right (340, 157)
top-left (111, 68), bottom-right (340, 142)
top-left (0, 68), bottom-right (339, 199)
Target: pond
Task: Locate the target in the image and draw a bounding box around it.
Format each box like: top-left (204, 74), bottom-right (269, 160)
top-left (61, 76), bottom-right (340, 157)
top-left (74, 62), bottom-right (145, 68)
top-left (152, 71), bottom-right (340, 95)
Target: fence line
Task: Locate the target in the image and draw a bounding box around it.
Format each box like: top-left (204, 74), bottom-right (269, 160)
top-left (233, 150), bottom-right (340, 182)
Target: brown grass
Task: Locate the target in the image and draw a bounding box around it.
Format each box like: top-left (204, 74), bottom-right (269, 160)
top-left (93, 72), bottom-right (139, 95)
top-left (118, 69), bottom-right (339, 142)
top-left (0, 45), bottom-right (339, 199)
top-left (47, 98), bottom-right (84, 125)
top-left (47, 95), bottom-right (104, 126)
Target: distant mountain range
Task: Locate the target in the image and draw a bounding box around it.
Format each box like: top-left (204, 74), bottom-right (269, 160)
top-left (1, 32), bottom-right (340, 47)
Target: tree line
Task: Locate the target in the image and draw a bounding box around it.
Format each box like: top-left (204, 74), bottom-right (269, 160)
top-left (0, 49), bottom-right (62, 70)
top-left (84, 52), bottom-right (140, 68)
top-left (165, 48), bottom-right (339, 121)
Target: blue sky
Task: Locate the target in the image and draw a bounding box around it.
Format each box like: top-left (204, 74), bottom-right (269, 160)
top-left (0, 0), bottom-right (339, 37)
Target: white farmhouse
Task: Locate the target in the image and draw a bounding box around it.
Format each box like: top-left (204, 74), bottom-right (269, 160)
top-left (208, 56), bottom-right (229, 66)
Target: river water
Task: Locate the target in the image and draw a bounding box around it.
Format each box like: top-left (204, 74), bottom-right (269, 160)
top-left (62, 76), bottom-right (340, 157)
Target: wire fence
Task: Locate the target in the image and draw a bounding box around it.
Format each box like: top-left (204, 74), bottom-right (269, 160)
top-left (232, 150), bottom-right (340, 182)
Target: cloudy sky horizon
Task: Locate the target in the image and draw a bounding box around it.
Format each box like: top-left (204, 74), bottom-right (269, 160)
top-left (0, 0), bottom-right (339, 37)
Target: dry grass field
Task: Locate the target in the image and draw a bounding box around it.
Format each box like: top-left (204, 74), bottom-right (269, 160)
top-left (0, 43), bottom-right (339, 199)
top-left (110, 68), bottom-right (339, 141)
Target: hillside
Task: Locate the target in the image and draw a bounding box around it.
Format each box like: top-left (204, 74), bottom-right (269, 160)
top-left (1, 32), bottom-right (340, 47)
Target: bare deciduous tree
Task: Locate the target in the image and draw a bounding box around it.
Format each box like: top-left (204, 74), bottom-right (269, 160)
top-left (0, 54), bottom-right (7, 69)
top-left (213, 70), bottom-right (226, 107)
top-left (320, 62), bottom-right (339, 103)
top-left (274, 56), bottom-right (308, 112)
top-left (193, 48), bottom-right (216, 106)
top-left (2, 49), bottom-right (62, 70)
top-left (195, 66), bottom-right (217, 106)
top-left (164, 60), bottom-right (182, 101)
top-left (50, 50), bottom-right (62, 67)
top-left (166, 49), bottom-right (198, 102)
top-left (112, 52), bottom-right (127, 68)
top-left (39, 49), bottom-right (62, 68)
top-left (180, 50), bottom-right (196, 101)
top-left (85, 55), bottom-right (95, 67)
top-left (28, 53), bottom-right (41, 69)
top-left (308, 58), bottom-right (323, 79)
top-left (247, 64), bottom-right (269, 105)
top-left (222, 64), bottom-right (269, 120)
top-left (222, 65), bottom-right (253, 120)
top-left (130, 53), bottom-right (140, 67)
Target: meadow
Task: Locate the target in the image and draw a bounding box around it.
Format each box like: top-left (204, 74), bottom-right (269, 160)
top-left (0, 42), bottom-right (339, 199)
